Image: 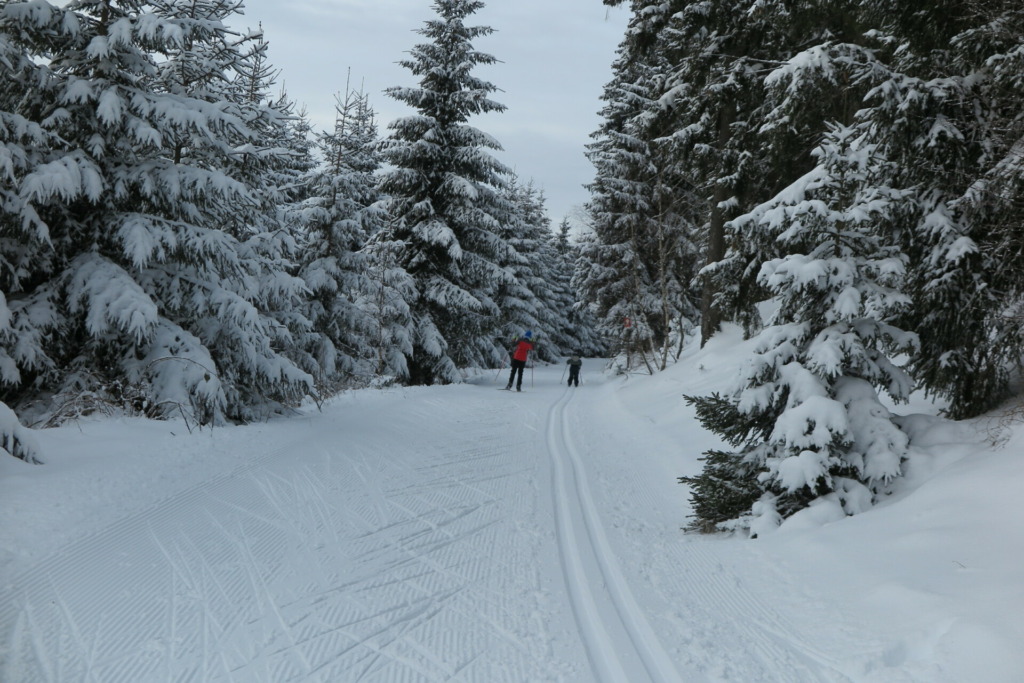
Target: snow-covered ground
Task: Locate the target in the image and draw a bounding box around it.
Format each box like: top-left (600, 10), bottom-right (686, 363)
top-left (2, 330), bottom-right (1022, 682)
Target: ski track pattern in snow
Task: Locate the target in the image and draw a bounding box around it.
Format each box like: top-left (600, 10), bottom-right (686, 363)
top-left (1, 366), bottom-right (889, 682)
top-left (0, 397), bottom-right (566, 682)
top-left (546, 386), bottom-right (685, 683)
top-left (575, 380), bottom-right (857, 683)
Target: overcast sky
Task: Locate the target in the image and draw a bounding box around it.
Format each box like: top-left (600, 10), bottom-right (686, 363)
top-left (237, 0), bottom-right (630, 226)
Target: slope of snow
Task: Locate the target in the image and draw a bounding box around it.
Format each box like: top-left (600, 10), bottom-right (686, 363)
top-left (1, 331), bottom-right (1022, 681)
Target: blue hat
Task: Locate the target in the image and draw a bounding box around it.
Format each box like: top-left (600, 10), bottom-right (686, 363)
top-left (524, 330), bottom-right (533, 339)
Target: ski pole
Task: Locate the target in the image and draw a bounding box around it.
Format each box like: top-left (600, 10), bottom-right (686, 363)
top-left (560, 364), bottom-right (567, 382)
top-left (531, 361), bottom-right (534, 387)
top-left (494, 355), bottom-right (507, 382)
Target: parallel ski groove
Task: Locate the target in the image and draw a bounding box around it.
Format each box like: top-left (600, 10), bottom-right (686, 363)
top-left (548, 388), bottom-right (631, 682)
top-left (559, 391), bottom-right (687, 683)
top-left (547, 387), bottom-right (685, 683)
top-left (576, 380), bottom-right (857, 682)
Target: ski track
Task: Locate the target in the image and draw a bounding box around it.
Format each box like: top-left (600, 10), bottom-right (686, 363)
top-left (574, 382), bottom-right (860, 683)
top-left (546, 386), bottom-right (687, 683)
top-left (0, 399), bottom-right (563, 682)
top-left (0, 368), bottom-right (867, 682)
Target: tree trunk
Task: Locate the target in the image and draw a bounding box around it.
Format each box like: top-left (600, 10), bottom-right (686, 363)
top-left (700, 104), bottom-right (734, 347)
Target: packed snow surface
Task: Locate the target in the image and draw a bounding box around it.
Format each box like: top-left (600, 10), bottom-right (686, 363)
top-left (2, 329), bottom-right (1022, 681)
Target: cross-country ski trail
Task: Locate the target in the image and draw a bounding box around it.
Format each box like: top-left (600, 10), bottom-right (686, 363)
top-left (0, 362), bottom-right (906, 681)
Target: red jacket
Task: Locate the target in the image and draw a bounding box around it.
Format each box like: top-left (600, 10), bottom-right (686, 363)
top-left (512, 339), bottom-right (534, 362)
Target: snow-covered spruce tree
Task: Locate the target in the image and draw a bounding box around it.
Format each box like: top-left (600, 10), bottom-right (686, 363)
top-left (549, 219), bottom-right (576, 339)
top-left (239, 92), bottom-right (331, 397)
top-left (0, 6), bottom-right (62, 417)
top-left (556, 221), bottom-right (606, 358)
top-left (548, 219), bottom-right (585, 355)
top-left (856, 0), bottom-right (1024, 419)
top-left (294, 86), bottom-right (372, 386)
top-left (0, 400), bottom-right (41, 463)
top-left (539, 219), bottom-right (576, 358)
top-left (519, 187), bottom-right (571, 360)
top-left (313, 88), bottom-right (417, 384)
top-left (377, 0), bottom-right (515, 384)
top-left (184, 24), bottom-right (320, 417)
top-left (582, 80), bottom-right (667, 374)
top-left (490, 177), bottom-right (543, 352)
top-left (362, 220), bottom-right (417, 381)
top-left (682, 125), bottom-right (918, 535)
top-left (679, 0), bottom-right (1024, 420)
top-left (582, 1), bottom-right (700, 373)
top-left (294, 84), bottom-right (411, 388)
top-left (493, 178), bottom-right (568, 361)
top-left (0, 0), bottom-right (312, 424)
top-left (617, 0), bottom-right (877, 347)
top-left (581, 2), bottom-right (659, 368)
top-left (646, 0), bottom-right (765, 347)
top-left (567, 227), bottom-right (611, 358)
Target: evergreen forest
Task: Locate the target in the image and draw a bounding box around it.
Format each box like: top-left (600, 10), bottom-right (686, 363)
top-left (3, 0), bottom-right (1024, 533)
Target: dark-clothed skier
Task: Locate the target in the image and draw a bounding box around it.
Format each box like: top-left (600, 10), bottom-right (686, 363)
top-left (566, 354), bottom-right (582, 387)
top-left (506, 331), bottom-right (534, 391)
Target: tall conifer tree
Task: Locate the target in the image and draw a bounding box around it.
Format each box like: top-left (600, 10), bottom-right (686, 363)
top-left (858, 0), bottom-right (1024, 418)
top-left (582, 1), bottom-right (701, 372)
top-left (557, 221), bottom-right (606, 358)
top-left (377, 0), bottom-right (515, 384)
top-left (494, 178), bottom-right (568, 360)
top-left (0, 0), bottom-right (312, 424)
top-left (295, 86), bottom-right (391, 388)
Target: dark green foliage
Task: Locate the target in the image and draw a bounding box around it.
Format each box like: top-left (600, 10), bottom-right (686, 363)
top-left (680, 394), bottom-right (755, 532)
top-left (580, 1), bottom-right (702, 373)
top-left (680, 392), bottom-right (781, 533)
top-left (680, 393), bottom-right (765, 532)
top-left (863, 0), bottom-right (1024, 419)
top-left (679, 450), bottom-right (762, 534)
top-left (590, 0), bottom-right (1024, 534)
top-left (684, 393), bottom-right (775, 449)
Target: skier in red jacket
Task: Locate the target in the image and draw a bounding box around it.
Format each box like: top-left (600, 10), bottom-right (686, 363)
top-left (505, 331), bottom-right (534, 391)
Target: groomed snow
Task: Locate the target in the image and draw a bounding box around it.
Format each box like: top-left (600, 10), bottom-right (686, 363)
top-left (2, 328), bottom-right (1022, 681)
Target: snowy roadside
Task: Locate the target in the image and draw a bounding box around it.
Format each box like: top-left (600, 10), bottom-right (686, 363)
top-left (578, 331), bottom-right (1024, 682)
top-left (0, 390), bottom-right (409, 577)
